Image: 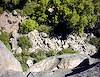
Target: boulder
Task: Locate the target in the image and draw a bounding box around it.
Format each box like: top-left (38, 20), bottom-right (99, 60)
top-left (16, 47), bottom-right (22, 54)
top-left (27, 62), bottom-right (100, 77)
top-left (28, 57), bottom-right (60, 72)
top-left (10, 38), bottom-right (18, 51)
top-left (12, 10), bottom-right (17, 16)
top-left (0, 71), bottom-right (25, 77)
top-left (28, 54), bottom-right (88, 73)
top-left (40, 32), bottom-right (48, 38)
top-left (0, 41), bottom-right (22, 76)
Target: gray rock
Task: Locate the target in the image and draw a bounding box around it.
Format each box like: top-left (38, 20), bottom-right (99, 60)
top-left (66, 62), bottom-right (100, 77)
top-left (16, 47), bottom-right (22, 54)
top-left (27, 62), bottom-right (100, 77)
top-left (0, 41), bottom-right (22, 76)
top-left (28, 54), bottom-right (88, 73)
top-left (40, 32), bottom-right (48, 38)
top-left (12, 10), bottom-right (17, 16)
top-left (28, 57), bottom-right (60, 72)
top-left (10, 38), bottom-right (18, 51)
top-left (0, 71), bottom-right (25, 77)
top-left (28, 30), bottom-right (97, 56)
top-left (0, 12), bottom-right (24, 33)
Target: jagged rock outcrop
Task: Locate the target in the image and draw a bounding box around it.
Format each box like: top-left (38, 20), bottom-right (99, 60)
top-left (0, 12), bottom-right (26, 33)
top-left (27, 62), bottom-right (100, 77)
top-left (28, 30), bottom-right (97, 56)
top-left (27, 54), bottom-right (88, 73)
top-left (0, 41), bottom-right (22, 76)
top-left (0, 40), bottom-right (100, 77)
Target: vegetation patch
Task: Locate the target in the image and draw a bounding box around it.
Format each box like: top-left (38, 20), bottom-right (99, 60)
top-left (17, 36), bottom-right (32, 50)
top-left (14, 50), bottom-right (30, 71)
top-left (38, 25), bottom-right (52, 35)
top-left (30, 50), bottom-right (47, 63)
top-left (0, 31), bottom-right (11, 50)
top-left (89, 37), bottom-right (100, 48)
top-left (57, 48), bottom-right (78, 55)
top-left (19, 19), bottom-right (39, 34)
top-left (14, 48), bottom-right (78, 71)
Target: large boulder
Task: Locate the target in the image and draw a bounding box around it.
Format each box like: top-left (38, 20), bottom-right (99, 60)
top-left (0, 71), bottom-right (25, 77)
top-left (28, 54), bottom-right (88, 73)
top-left (27, 62), bottom-right (100, 77)
top-left (0, 41), bottom-right (22, 76)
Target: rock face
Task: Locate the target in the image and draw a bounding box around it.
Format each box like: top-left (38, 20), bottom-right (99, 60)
top-left (27, 62), bottom-right (100, 77)
top-left (0, 12), bottom-right (19, 33)
top-left (65, 62), bottom-right (100, 77)
top-left (28, 30), bottom-right (97, 56)
top-left (0, 71), bottom-right (25, 77)
top-left (0, 12), bottom-right (26, 33)
top-left (0, 41), bottom-right (22, 76)
top-left (28, 54), bottom-right (88, 73)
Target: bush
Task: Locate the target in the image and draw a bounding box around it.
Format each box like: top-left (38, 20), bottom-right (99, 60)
top-left (0, 7), bottom-right (3, 14)
top-left (19, 19), bottom-right (39, 34)
top-left (89, 37), bottom-right (100, 48)
top-left (0, 31), bottom-right (11, 50)
top-left (30, 50), bottom-right (47, 63)
top-left (57, 48), bottom-right (78, 55)
top-left (18, 36), bottom-right (32, 50)
top-left (14, 50), bottom-right (30, 71)
top-left (38, 25), bottom-right (51, 34)
top-left (46, 50), bottom-right (56, 57)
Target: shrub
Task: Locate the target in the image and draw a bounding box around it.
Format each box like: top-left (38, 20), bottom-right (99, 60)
top-left (14, 50), bottom-right (30, 71)
top-left (46, 50), bottom-right (56, 57)
top-left (89, 37), bottom-right (100, 48)
top-left (0, 31), bottom-right (11, 50)
top-left (30, 50), bottom-right (47, 63)
top-left (0, 7), bottom-right (3, 14)
top-left (38, 25), bottom-right (51, 34)
top-left (18, 36), bottom-right (32, 50)
top-left (19, 19), bottom-right (39, 34)
top-left (57, 48), bottom-right (78, 55)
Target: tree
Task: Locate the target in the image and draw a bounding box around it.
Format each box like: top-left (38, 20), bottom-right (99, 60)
top-left (22, 0), bottom-right (97, 34)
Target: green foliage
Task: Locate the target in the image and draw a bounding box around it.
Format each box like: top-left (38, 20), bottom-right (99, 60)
top-left (38, 25), bottom-right (51, 34)
top-left (57, 48), bottom-right (78, 55)
top-left (18, 36), bottom-right (32, 50)
top-left (0, 7), bottom-right (3, 14)
top-left (14, 48), bottom-right (79, 71)
top-left (21, 0), bottom-right (97, 34)
top-left (93, 0), bottom-right (100, 16)
top-left (0, 31), bottom-right (11, 50)
top-left (14, 50), bottom-right (30, 71)
top-left (30, 50), bottom-right (47, 63)
top-left (89, 37), bottom-right (100, 48)
top-left (12, 0), bottom-right (20, 5)
top-left (1, 0), bottom-right (20, 5)
top-left (46, 50), bottom-right (56, 57)
top-left (19, 19), bottom-right (39, 34)
top-left (93, 0), bottom-right (100, 30)
top-left (22, 2), bottom-right (37, 16)
top-left (30, 48), bottom-right (78, 63)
